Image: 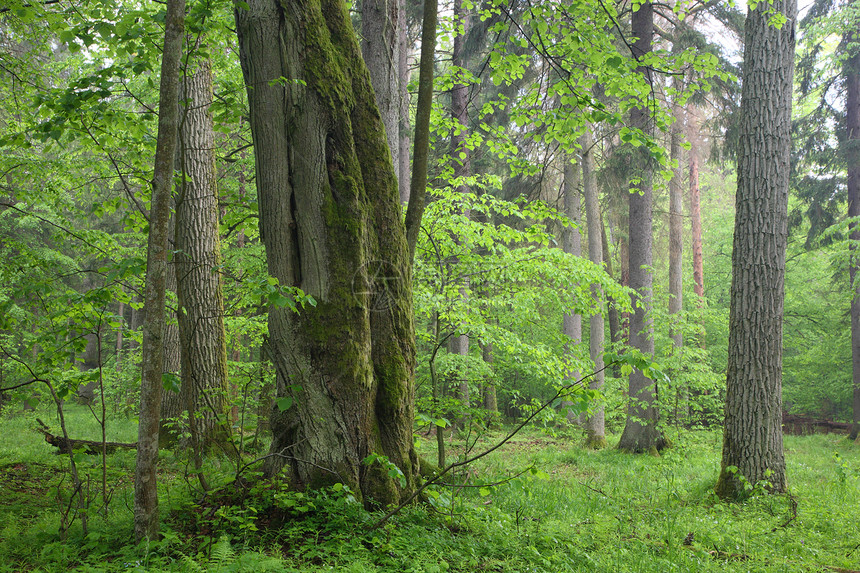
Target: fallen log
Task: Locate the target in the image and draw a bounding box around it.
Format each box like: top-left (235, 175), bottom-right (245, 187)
top-left (782, 413), bottom-right (851, 435)
top-left (35, 418), bottom-right (137, 455)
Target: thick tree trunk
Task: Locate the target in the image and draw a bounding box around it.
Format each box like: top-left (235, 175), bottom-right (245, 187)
top-left (134, 0), bottom-right (185, 544)
top-left (714, 0), bottom-right (795, 498)
top-left (581, 128), bottom-right (606, 448)
top-left (361, 0), bottom-right (400, 183)
top-left (618, 0), bottom-right (664, 453)
top-left (846, 24), bottom-right (860, 441)
top-left (562, 154), bottom-right (583, 424)
top-left (235, 0), bottom-right (418, 505)
top-left (174, 54), bottom-right (230, 454)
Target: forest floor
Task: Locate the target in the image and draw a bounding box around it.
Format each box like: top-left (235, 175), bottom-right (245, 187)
top-left (0, 404), bottom-right (858, 572)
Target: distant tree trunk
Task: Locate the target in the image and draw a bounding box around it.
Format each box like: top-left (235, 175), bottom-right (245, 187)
top-left (174, 53), bottom-right (231, 457)
top-left (581, 128), bottom-right (606, 448)
top-left (714, 0), bottom-right (795, 498)
top-left (115, 290), bottom-right (124, 374)
top-left (669, 97), bottom-right (685, 425)
top-left (668, 102), bottom-right (684, 350)
top-left (481, 340), bottom-right (497, 414)
top-left (618, 0), bottom-right (664, 453)
top-left (601, 221), bottom-right (621, 352)
top-left (846, 22), bottom-right (860, 441)
top-left (134, 0), bottom-right (184, 544)
top-left (562, 154), bottom-right (583, 424)
top-left (236, 0), bottom-right (418, 504)
top-left (689, 139), bottom-right (704, 302)
top-left (361, 0), bottom-right (400, 183)
top-left (450, 0), bottom-right (471, 430)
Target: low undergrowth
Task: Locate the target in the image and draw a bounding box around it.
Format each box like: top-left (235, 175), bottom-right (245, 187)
top-left (0, 406), bottom-right (858, 572)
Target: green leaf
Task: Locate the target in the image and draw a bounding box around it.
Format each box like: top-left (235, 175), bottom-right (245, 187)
top-left (275, 397), bottom-right (294, 411)
top-left (161, 372), bottom-right (181, 394)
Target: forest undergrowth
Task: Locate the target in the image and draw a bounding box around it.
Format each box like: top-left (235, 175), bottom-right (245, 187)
top-left (0, 405), bottom-right (858, 572)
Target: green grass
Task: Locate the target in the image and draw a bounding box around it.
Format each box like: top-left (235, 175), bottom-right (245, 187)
top-left (1, 406), bottom-right (858, 572)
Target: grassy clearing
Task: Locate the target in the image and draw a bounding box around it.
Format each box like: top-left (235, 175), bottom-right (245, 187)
top-left (0, 405), bottom-right (858, 572)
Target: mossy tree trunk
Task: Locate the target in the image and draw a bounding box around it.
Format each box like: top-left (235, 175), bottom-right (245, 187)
top-left (134, 0), bottom-right (185, 543)
top-left (714, 0), bottom-right (794, 498)
top-left (235, 0), bottom-right (418, 505)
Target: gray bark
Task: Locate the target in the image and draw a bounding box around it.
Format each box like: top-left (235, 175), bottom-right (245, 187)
top-left (715, 0), bottom-right (795, 497)
top-left (451, 0), bottom-right (471, 429)
top-left (581, 128), bottom-right (606, 448)
top-left (361, 0), bottom-right (400, 183)
top-left (175, 54), bottom-right (230, 454)
top-left (669, 101), bottom-right (684, 349)
top-left (562, 154), bottom-right (583, 424)
top-left (397, 0), bottom-right (410, 204)
top-left (134, 0), bottom-right (185, 544)
top-left (618, 0), bottom-right (664, 453)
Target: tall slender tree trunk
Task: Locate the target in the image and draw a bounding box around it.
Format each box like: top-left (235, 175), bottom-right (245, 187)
top-left (235, 0), bottom-right (418, 504)
top-left (134, 0), bottom-right (185, 544)
top-left (714, 0), bottom-right (795, 498)
top-left (404, 0), bottom-right (438, 260)
top-left (175, 53), bottom-right (230, 456)
top-left (450, 0), bottom-right (471, 430)
top-left (581, 128), bottom-right (606, 448)
top-left (669, 102), bottom-right (684, 349)
top-left (689, 138), bottom-right (704, 302)
top-left (618, 0), bottom-right (664, 453)
top-left (669, 97), bottom-right (685, 425)
top-left (846, 21), bottom-right (860, 441)
top-left (562, 154), bottom-right (583, 423)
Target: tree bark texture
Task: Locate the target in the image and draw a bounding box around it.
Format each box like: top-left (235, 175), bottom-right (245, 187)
top-left (134, 0), bottom-right (185, 544)
top-left (361, 0), bottom-right (400, 184)
top-left (235, 0), bottom-right (418, 505)
top-left (618, 0), bottom-right (664, 453)
top-left (714, 0), bottom-right (795, 497)
top-left (158, 258), bottom-right (183, 446)
top-left (397, 0), bottom-right (410, 205)
top-left (174, 54), bottom-right (230, 454)
top-left (581, 128), bottom-right (606, 448)
top-left (562, 154), bottom-right (583, 424)
top-left (846, 22), bottom-right (860, 441)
